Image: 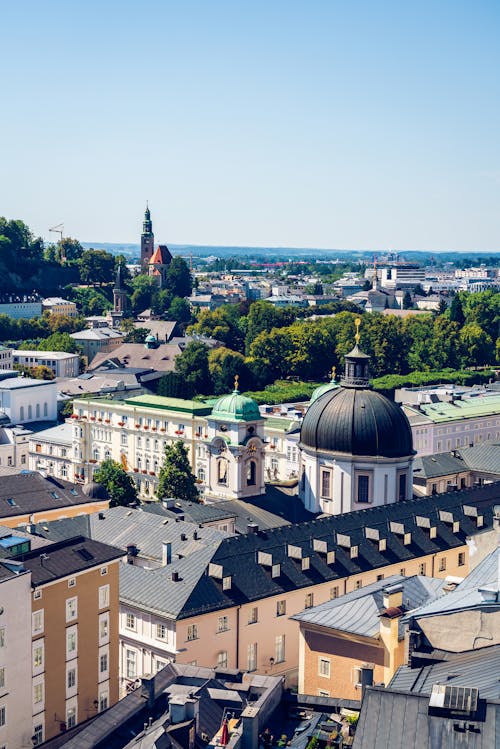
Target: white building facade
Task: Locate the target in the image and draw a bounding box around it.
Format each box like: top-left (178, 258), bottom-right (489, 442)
top-left (0, 377), bottom-right (57, 424)
top-left (12, 350), bottom-right (80, 378)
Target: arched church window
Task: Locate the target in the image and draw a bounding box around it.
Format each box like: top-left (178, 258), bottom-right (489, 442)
top-left (217, 459), bottom-right (228, 485)
top-left (246, 460), bottom-right (256, 486)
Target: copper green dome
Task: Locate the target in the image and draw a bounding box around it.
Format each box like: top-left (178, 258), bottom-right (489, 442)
top-left (310, 367), bottom-right (340, 403)
top-left (211, 378), bottom-right (261, 422)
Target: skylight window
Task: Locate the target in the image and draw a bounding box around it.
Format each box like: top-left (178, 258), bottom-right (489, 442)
top-left (6, 498), bottom-right (16, 507)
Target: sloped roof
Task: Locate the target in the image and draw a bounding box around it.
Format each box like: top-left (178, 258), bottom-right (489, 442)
top-left (149, 244), bottom-right (173, 266)
top-left (292, 574), bottom-right (444, 639)
top-left (0, 473), bottom-right (106, 520)
top-left (413, 452), bottom-right (467, 479)
top-left (402, 546), bottom-right (500, 621)
top-left (88, 343), bottom-right (183, 372)
top-left (390, 643), bottom-right (500, 698)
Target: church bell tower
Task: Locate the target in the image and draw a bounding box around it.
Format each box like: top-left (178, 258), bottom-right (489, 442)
top-left (140, 204), bottom-right (154, 270)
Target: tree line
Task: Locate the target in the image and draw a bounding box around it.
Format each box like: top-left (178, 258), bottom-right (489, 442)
top-left (156, 291), bottom-right (499, 398)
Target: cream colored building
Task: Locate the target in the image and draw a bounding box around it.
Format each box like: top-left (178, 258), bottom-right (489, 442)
top-left (42, 297), bottom-right (78, 318)
top-left (66, 387), bottom-right (266, 501)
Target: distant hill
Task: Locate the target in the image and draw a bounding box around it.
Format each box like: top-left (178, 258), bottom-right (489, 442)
top-left (81, 242), bottom-right (500, 263)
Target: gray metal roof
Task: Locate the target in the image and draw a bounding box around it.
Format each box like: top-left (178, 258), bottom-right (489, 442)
top-left (87, 505), bottom-right (227, 563)
top-left (353, 687), bottom-right (500, 749)
top-left (292, 575), bottom-right (444, 639)
top-left (413, 452), bottom-right (467, 479)
top-left (460, 442), bottom-right (500, 475)
top-left (120, 543), bottom-right (219, 618)
top-left (403, 546), bottom-right (500, 621)
top-left (390, 643), bottom-right (500, 699)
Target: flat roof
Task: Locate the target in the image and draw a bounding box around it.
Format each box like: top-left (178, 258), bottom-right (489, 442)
top-left (12, 350), bottom-right (78, 360)
top-left (405, 394), bottom-right (500, 423)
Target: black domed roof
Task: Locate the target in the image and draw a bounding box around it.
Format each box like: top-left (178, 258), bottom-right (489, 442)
top-left (300, 387), bottom-right (414, 458)
top-left (82, 481), bottom-right (109, 500)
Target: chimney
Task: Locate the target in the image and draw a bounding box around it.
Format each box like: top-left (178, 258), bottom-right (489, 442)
top-left (162, 542), bottom-right (172, 566)
top-left (180, 533), bottom-right (187, 541)
top-left (172, 571), bottom-right (180, 582)
top-left (140, 674), bottom-right (155, 710)
top-left (127, 544), bottom-right (138, 563)
top-left (193, 530), bottom-right (199, 541)
top-left (247, 522), bottom-right (258, 534)
top-left (241, 706), bottom-right (259, 749)
top-left (98, 512), bottom-right (105, 520)
top-left (383, 582), bottom-right (404, 610)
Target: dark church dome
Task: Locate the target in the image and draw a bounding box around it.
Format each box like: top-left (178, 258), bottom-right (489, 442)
top-left (300, 386), bottom-right (413, 458)
top-left (300, 321), bottom-right (414, 458)
top-left (82, 481), bottom-right (109, 500)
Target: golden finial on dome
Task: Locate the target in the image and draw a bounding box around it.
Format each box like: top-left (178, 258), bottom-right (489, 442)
top-left (354, 317), bottom-right (361, 345)
top-left (331, 365), bottom-right (336, 382)
top-left (234, 374), bottom-right (239, 392)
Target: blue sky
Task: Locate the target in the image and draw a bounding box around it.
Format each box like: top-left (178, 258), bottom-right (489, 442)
top-left (1, 0), bottom-right (499, 251)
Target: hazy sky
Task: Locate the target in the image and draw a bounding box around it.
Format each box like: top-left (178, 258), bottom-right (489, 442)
top-left (1, 0), bottom-right (499, 251)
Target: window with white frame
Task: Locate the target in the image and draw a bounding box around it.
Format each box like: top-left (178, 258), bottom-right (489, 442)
top-left (248, 607), bottom-right (258, 624)
top-left (217, 651), bottom-right (228, 668)
top-left (217, 615), bottom-right (229, 633)
top-left (0, 667), bottom-right (4, 691)
top-left (156, 623), bottom-right (167, 640)
top-left (318, 657), bottom-right (331, 678)
top-left (356, 473), bottom-right (371, 503)
top-left (32, 609), bottom-right (44, 635)
top-left (100, 652), bottom-right (108, 674)
top-left (33, 642), bottom-right (44, 672)
top-left (0, 706), bottom-right (5, 727)
top-left (68, 577), bottom-right (76, 588)
top-left (276, 600), bottom-right (286, 617)
top-left (320, 469), bottom-right (332, 498)
top-left (126, 649), bottom-right (136, 679)
top-left (0, 628), bottom-right (5, 648)
top-left (67, 666), bottom-right (76, 690)
top-left (33, 723), bottom-right (44, 746)
top-left (99, 613), bottom-right (109, 644)
top-left (99, 691), bottom-right (109, 712)
top-left (275, 634), bottom-right (285, 663)
top-left (66, 627), bottom-right (77, 658)
top-left (66, 705), bottom-right (77, 729)
top-left (247, 642), bottom-right (257, 672)
top-left (99, 585), bottom-right (110, 609)
top-left (66, 597), bottom-right (77, 622)
top-left (100, 565), bottom-right (108, 576)
top-left (33, 681), bottom-right (43, 705)
top-left (125, 612), bottom-right (136, 630)
top-left (187, 624), bottom-right (198, 641)
top-left (305, 592), bottom-right (314, 609)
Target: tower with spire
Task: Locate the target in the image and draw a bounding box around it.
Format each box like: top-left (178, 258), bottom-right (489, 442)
top-left (140, 203), bottom-right (155, 270)
top-left (111, 262), bottom-right (128, 328)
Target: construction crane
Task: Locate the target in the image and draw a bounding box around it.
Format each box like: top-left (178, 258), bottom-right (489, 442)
top-left (49, 223), bottom-right (64, 242)
top-left (49, 223), bottom-right (65, 262)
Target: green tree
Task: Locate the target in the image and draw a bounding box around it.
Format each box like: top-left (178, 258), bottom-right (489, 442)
top-left (37, 332), bottom-right (81, 353)
top-left (208, 347), bottom-right (250, 394)
top-left (130, 274), bottom-right (157, 314)
top-left (167, 296), bottom-right (191, 323)
top-left (449, 294), bottom-right (465, 325)
top-left (459, 322), bottom-right (493, 368)
top-left (123, 327), bottom-right (149, 343)
top-left (245, 301), bottom-right (295, 351)
top-left (157, 372), bottom-right (195, 399)
top-left (188, 304), bottom-right (245, 352)
top-left (94, 459), bottom-right (139, 507)
top-left (58, 237), bottom-right (83, 263)
top-left (402, 291), bottom-right (412, 309)
top-left (174, 341), bottom-right (212, 395)
top-left (165, 257), bottom-right (192, 298)
top-left (78, 249), bottom-right (115, 285)
top-left (157, 441), bottom-right (198, 501)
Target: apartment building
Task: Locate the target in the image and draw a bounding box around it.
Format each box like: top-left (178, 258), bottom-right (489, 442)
top-left (0, 375), bottom-right (57, 424)
top-left (64, 390), bottom-right (266, 501)
top-left (69, 328), bottom-right (123, 363)
top-left (402, 392), bottom-right (500, 457)
top-left (29, 487), bottom-right (497, 690)
top-left (12, 350), bottom-right (80, 378)
top-left (23, 536), bottom-right (123, 744)
top-left (0, 559), bottom-right (32, 749)
top-left (0, 472), bottom-right (109, 529)
top-left (42, 297), bottom-right (78, 318)
top-left (292, 574), bottom-right (444, 700)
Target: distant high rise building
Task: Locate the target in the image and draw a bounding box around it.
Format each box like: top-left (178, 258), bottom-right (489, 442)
top-left (140, 204), bottom-right (154, 269)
